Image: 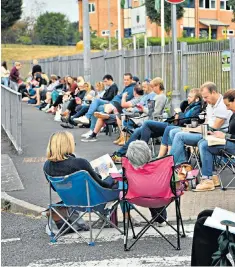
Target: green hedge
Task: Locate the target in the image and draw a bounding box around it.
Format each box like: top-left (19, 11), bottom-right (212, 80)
top-left (90, 36), bottom-right (217, 50)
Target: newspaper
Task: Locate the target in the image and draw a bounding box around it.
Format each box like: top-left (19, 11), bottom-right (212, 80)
top-left (90, 154), bottom-right (119, 180)
top-left (182, 126), bottom-right (202, 134)
top-left (204, 207), bottom-right (235, 234)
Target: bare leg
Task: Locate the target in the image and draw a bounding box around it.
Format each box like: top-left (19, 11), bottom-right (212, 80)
top-left (158, 144), bottom-right (168, 158)
top-left (35, 88), bottom-right (42, 105)
top-left (94, 118), bottom-right (105, 134)
top-left (45, 92), bottom-right (51, 104)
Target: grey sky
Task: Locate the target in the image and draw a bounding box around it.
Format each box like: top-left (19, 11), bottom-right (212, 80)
top-left (22, 0), bottom-right (79, 22)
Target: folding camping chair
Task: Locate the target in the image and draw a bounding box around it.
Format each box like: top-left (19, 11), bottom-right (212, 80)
top-left (185, 145), bottom-right (202, 176)
top-left (214, 150), bottom-right (235, 190)
top-left (121, 155), bottom-right (185, 251)
top-left (46, 170), bottom-right (123, 245)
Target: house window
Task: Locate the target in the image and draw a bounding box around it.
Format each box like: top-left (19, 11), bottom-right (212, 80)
top-left (220, 0), bottom-right (232, 10)
top-left (89, 3), bottom-right (95, 13)
top-left (101, 30), bottom-right (110, 36)
top-left (199, 0), bottom-right (216, 8)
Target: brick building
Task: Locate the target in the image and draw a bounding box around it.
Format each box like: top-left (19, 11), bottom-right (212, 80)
top-left (78, 0), bottom-right (235, 40)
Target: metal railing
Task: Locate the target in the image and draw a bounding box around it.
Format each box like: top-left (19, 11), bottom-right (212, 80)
top-left (1, 85), bottom-right (23, 154)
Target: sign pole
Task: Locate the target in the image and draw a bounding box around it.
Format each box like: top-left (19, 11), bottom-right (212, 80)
top-left (117, 0), bottom-right (122, 50)
top-left (83, 0), bottom-right (91, 82)
top-left (161, 0), bottom-right (165, 83)
top-left (171, 3), bottom-right (181, 110)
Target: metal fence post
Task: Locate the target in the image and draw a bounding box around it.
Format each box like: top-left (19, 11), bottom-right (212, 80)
top-left (118, 49), bottom-right (124, 91)
top-left (230, 38), bottom-right (235, 89)
top-left (180, 42), bottom-right (188, 99)
top-left (17, 94), bottom-right (23, 154)
top-left (104, 50), bottom-right (107, 75)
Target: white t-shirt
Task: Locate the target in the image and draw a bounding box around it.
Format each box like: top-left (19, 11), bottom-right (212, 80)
top-left (206, 94), bottom-right (232, 130)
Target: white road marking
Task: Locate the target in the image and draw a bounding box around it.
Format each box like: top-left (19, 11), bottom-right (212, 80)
top-left (29, 256), bottom-right (191, 267)
top-left (1, 238), bottom-right (21, 243)
top-left (50, 224), bottom-right (194, 245)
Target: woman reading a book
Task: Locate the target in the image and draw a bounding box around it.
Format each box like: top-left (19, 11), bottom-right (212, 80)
top-left (43, 131), bottom-right (119, 190)
top-left (197, 89), bottom-right (235, 191)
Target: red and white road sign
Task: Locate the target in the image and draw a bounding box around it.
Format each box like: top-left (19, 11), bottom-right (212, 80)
top-left (165, 0), bottom-right (185, 4)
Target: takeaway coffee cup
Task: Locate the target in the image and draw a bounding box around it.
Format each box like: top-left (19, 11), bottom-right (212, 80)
top-left (191, 119), bottom-right (199, 128)
top-left (201, 124), bottom-right (208, 138)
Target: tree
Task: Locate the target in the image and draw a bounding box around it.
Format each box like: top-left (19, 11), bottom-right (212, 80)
top-left (1, 0), bottom-right (23, 30)
top-left (145, 0), bottom-right (184, 34)
top-left (228, 0), bottom-right (235, 22)
top-left (35, 12), bottom-right (70, 45)
top-left (67, 22), bottom-right (80, 44)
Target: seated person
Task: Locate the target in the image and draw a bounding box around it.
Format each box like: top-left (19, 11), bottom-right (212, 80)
top-left (110, 77), bottom-right (167, 163)
top-left (33, 73), bottom-right (48, 106)
top-left (126, 140), bottom-right (167, 225)
top-left (44, 131), bottom-right (140, 226)
top-left (169, 82), bottom-right (233, 191)
top-left (76, 73), bottom-right (134, 132)
top-left (47, 76), bottom-right (78, 113)
top-left (158, 88), bottom-right (202, 157)
top-left (81, 85), bottom-right (144, 142)
top-left (195, 89), bottom-right (235, 192)
top-left (191, 209), bottom-right (235, 266)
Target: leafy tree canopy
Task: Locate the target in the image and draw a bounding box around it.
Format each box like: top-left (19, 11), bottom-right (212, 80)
top-left (145, 0), bottom-right (184, 33)
top-left (35, 12), bottom-right (70, 45)
top-left (228, 0), bottom-right (235, 21)
top-left (1, 0), bottom-right (23, 30)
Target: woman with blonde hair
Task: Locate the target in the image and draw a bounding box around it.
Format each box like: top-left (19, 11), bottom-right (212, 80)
top-left (43, 131), bottom-right (119, 189)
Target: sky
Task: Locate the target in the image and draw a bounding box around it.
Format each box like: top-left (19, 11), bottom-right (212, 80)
top-left (22, 0), bottom-right (79, 22)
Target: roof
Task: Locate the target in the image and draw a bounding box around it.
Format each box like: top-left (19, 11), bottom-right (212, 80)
top-left (199, 19), bottom-right (230, 27)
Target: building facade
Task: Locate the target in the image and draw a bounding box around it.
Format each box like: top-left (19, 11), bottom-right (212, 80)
top-left (78, 0), bottom-right (235, 40)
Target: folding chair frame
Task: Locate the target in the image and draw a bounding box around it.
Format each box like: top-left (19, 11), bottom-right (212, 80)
top-left (121, 166), bottom-right (186, 251)
top-left (213, 150), bottom-right (235, 190)
top-left (48, 179), bottom-right (123, 246)
top-left (186, 145), bottom-right (202, 176)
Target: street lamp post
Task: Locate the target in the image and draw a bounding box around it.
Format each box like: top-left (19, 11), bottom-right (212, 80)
top-left (82, 0), bottom-right (91, 82)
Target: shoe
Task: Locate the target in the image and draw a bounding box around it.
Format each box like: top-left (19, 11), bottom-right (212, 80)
top-left (111, 153), bottom-right (122, 164)
top-left (192, 179), bottom-right (215, 192)
top-left (81, 130), bottom-right (93, 138)
top-left (41, 103), bottom-right (51, 112)
top-left (212, 175), bottom-right (221, 187)
top-left (81, 135), bottom-right (97, 142)
top-left (157, 221), bottom-right (167, 227)
top-left (113, 136), bottom-right (122, 144)
top-left (117, 135), bottom-right (126, 146)
top-left (76, 116), bottom-right (90, 125)
top-left (60, 123), bottom-right (74, 129)
top-left (94, 112), bottom-right (110, 120)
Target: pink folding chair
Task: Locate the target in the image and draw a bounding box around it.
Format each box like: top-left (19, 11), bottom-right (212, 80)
top-left (121, 155), bottom-right (185, 251)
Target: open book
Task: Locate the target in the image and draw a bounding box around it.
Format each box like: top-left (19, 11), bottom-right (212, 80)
top-left (182, 126), bottom-right (202, 134)
top-left (90, 154), bottom-right (119, 180)
top-left (204, 207), bottom-right (235, 234)
top-left (205, 135), bottom-right (226, 146)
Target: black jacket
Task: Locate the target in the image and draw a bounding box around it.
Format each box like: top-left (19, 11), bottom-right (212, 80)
top-left (32, 65), bottom-right (42, 76)
top-left (101, 83), bottom-right (118, 101)
top-left (43, 155), bottom-right (115, 189)
top-left (226, 113), bottom-right (235, 142)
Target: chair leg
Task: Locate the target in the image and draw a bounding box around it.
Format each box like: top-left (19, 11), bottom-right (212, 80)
top-left (124, 201), bottom-right (130, 251)
top-left (127, 204), bottom-right (136, 239)
top-left (88, 208), bottom-right (94, 246)
top-left (177, 198), bottom-right (186, 238)
top-left (175, 199), bottom-right (181, 250)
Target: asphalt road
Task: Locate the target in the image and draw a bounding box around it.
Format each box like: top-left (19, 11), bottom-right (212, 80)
top-left (1, 212), bottom-right (193, 267)
top-left (2, 104), bottom-right (121, 208)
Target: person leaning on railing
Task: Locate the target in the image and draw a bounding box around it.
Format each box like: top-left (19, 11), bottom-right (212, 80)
top-left (9, 62), bottom-right (22, 91)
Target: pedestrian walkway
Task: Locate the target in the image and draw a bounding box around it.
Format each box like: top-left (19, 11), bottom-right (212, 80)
top-left (1, 103), bottom-right (235, 221)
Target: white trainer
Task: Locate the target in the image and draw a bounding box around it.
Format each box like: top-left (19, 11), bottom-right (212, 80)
top-left (76, 116), bottom-right (90, 125)
top-left (81, 130), bottom-right (92, 138)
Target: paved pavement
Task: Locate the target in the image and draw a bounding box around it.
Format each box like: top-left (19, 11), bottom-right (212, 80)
top-left (1, 103), bottom-right (235, 222)
top-left (1, 212), bottom-right (193, 266)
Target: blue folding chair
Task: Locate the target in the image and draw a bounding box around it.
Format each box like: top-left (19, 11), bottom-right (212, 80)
top-left (46, 170), bottom-right (124, 245)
